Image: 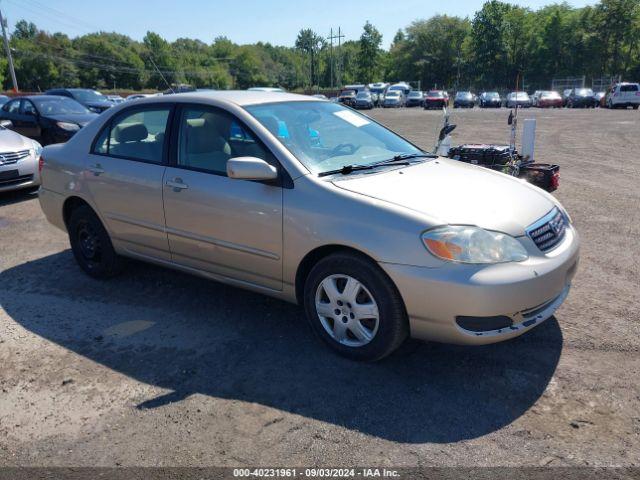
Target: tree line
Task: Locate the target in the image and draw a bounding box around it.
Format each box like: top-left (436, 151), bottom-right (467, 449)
top-left (2, 0), bottom-right (639, 93)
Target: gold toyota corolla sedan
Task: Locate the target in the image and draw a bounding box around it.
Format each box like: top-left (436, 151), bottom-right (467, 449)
top-left (38, 91), bottom-right (579, 361)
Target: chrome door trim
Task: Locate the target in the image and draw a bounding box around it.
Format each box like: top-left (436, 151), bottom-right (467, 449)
top-left (165, 226), bottom-right (281, 260)
top-left (104, 212), bottom-right (167, 234)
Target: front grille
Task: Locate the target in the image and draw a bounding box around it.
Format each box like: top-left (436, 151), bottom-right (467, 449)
top-left (526, 208), bottom-right (567, 252)
top-left (0, 149), bottom-right (30, 166)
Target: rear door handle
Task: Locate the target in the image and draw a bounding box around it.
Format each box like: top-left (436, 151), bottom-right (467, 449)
top-left (88, 164), bottom-right (104, 176)
top-left (166, 178), bottom-right (189, 191)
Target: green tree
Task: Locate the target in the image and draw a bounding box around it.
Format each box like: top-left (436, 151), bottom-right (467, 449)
top-left (357, 21), bottom-right (383, 83)
top-left (295, 29), bottom-right (324, 87)
top-left (470, 0), bottom-right (512, 88)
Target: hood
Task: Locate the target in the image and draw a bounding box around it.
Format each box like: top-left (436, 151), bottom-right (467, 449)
top-left (0, 128), bottom-right (34, 150)
top-left (46, 113), bottom-right (99, 127)
top-left (332, 158), bottom-right (555, 236)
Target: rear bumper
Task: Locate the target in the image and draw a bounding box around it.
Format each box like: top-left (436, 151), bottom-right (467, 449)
top-left (538, 101), bottom-right (562, 108)
top-left (0, 155), bottom-right (40, 193)
top-left (38, 187), bottom-right (67, 232)
top-left (381, 226), bottom-right (580, 345)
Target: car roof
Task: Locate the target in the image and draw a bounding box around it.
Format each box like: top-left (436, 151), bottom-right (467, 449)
top-left (124, 90), bottom-right (320, 107)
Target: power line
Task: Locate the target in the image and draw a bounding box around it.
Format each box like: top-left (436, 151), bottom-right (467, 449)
top-left (12, 48), bottom-right (230, 77)
top-left (21, 0), bottom-right (103, 32)
top-left (3, 0), bottom-right (95, 35)
top-left (27, 37), bottom-right (235, 71)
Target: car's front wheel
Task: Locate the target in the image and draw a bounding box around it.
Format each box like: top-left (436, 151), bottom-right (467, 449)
top-left (303, 253), bottom-right (408, 361)
top-left (68, 205), bottom-right (124, 279)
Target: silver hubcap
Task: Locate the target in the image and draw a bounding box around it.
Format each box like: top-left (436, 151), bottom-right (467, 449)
top-left (315, 274), bottom-right (379, 347)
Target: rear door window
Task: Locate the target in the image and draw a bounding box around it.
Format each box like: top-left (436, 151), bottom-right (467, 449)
top-left (96, 107), bottom-right (171, 163)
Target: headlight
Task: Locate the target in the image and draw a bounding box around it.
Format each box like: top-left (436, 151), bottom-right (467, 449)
top-left (421, 226), bottom-right (528, 264)
top-left (557, 204), bottom-right (572, 224)
top-left (31, 140), bottom-right (43, 157)
top-left (56, 122), bottom-right (80, 131)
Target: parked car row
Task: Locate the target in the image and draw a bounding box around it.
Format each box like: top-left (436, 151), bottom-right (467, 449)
top-left (338, 81), bottom-right (640, 110)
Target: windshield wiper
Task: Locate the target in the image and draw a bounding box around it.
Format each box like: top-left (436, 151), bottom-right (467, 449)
top-left (318, 163), bottom-right (401, 177)
top-left (318, 152), bottom-right (435, 177)
top-left (387, 152), bottom-right (436, 162)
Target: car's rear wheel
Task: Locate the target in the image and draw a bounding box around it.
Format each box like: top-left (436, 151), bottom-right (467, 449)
top-left (68, 205), bottom-right (124, 279)
top-left (303, 252), bottom-right (409, 361)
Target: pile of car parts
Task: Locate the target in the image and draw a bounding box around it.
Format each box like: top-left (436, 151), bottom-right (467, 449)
top-left (448, 144), bottom-right (560, 192)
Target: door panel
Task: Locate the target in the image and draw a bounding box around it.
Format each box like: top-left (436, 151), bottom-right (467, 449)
top-left (163, 168), bottom-right (283, 290)
top-left (20, 101), bottom-right (41, 139)
top-left (163, 104), bottom-right (283, 290)
top-left (85, 154), bottom-right (170, 259)
top-left (84, 105), bottom-right (172, 260)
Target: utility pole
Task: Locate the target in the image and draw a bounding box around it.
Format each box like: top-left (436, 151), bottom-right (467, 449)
top-left (327, 28), bottom-right (344, 89)
top-left (328, 28), bottom-right (333, 90)
top-left (0, 3), bottom-right (18, 92)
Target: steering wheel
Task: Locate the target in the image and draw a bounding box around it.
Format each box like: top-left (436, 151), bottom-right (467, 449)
top-left (328, 143), bottom-right (360, 158)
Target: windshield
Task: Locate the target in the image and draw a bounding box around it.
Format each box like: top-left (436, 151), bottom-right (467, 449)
top-left (71, 89), bottom-right (107, 103)
top-left (386, 91), bottom-right (400, 97)
top-left (427, 91), bottom-right (443, 98)
top-left (485, 92), bottom-right (499, 98)
top-left (370, 88), bottom-right (385, 94)
top-left (408, 92), bottom-right (422, 98)
top-left (356, 92), bottom-right (370, 98)
top-left (576, 89), bottom-right (594, 96)
top-left (246, 101), bottom-right (422, 174)
top-left (33, 97), bottom-right (91, 115)
top-left (340, 90), bottom-right (355, 97)
top-left (456, 92), bottom-right (472, 99)
top-left (542, 91), bottom-right (560, 98)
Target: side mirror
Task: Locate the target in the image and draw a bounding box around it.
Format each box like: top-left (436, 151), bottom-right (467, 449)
top-left (0, 119), bottom-right (13, 129)
top-left (438, 123), bottom-right (456, 140)
top-left (227, 157), bottom-right (278, 181)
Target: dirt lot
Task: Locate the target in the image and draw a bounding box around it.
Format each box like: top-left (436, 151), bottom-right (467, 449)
top-left (0, 107), bottom-right (638, 468)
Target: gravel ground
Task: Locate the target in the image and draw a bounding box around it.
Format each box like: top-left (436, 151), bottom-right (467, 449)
top-left (0, 107), bottom-right (638, 468)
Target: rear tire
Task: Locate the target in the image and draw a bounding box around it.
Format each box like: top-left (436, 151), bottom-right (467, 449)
top-left (68, 205), bottom-right (124, 279)
top-left (303, 252), bottom-right (409, 361)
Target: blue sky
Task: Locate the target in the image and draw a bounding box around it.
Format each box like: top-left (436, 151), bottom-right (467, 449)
top-left (2, 0), bottom-right (596, 49)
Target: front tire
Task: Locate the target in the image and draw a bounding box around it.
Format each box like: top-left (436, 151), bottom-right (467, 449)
top-left (68, 205), bottom-right (124, 279)
top-left (303, 253), bottom-right (409, 361)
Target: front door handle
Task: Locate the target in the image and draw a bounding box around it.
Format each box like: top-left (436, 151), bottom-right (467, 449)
top-left (166, 178), bottom-right (189, 191)
top-left (88, 164), bottom-right (104, 176)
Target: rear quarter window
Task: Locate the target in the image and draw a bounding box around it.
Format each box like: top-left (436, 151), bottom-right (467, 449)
top-left (620, 84), bottom-right (639, 92)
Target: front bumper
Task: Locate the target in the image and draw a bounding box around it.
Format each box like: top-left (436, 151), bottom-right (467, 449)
top-left (381, 226), bottom-right (580, 345)
top-left (0, 154), bottom-right (40, 193)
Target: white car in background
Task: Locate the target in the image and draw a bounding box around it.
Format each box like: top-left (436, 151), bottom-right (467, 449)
top-left (0, 121), bottom-right (42, 193)
top-left (606, 82), bottom-right (640, 109)
top-left (106, 95), bottom-right (125, 104)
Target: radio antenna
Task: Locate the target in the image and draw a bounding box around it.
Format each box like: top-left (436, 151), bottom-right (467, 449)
top-left (148, 55), bottom-right (174, 94)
